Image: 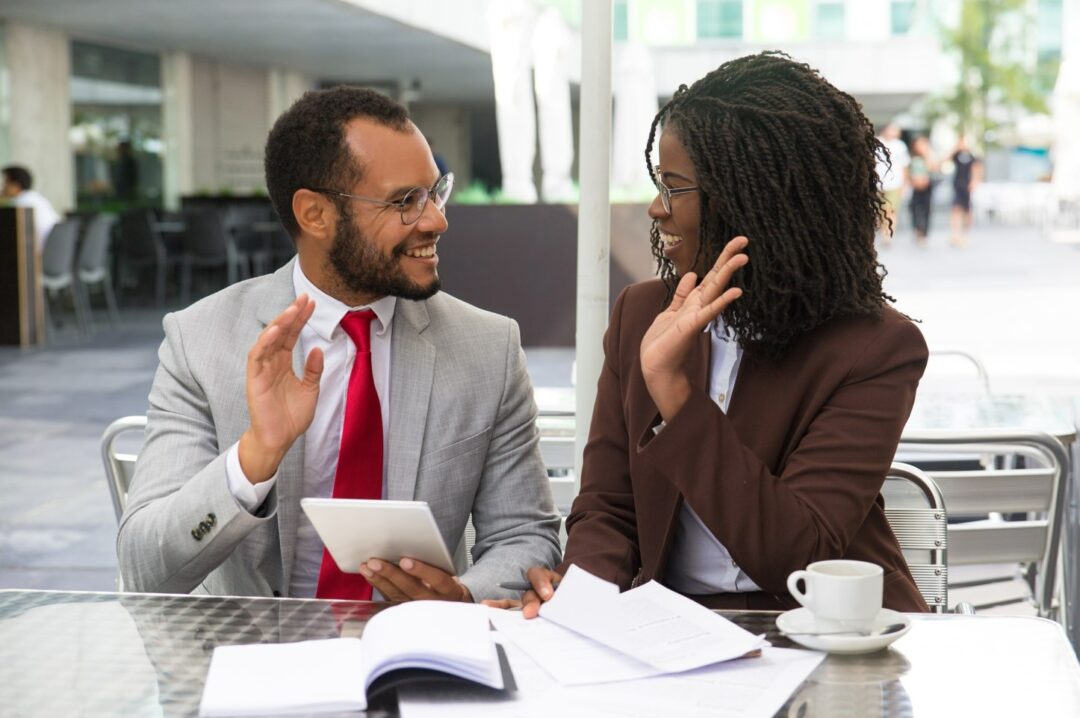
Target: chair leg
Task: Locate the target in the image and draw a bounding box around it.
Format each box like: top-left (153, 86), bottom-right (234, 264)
top-left (103, 275), bottom-right (120, 325)
top-left (77, 281), bottom-right (96, 333)
top-left (71, 283), bottom-right (91, 336)
top-left (180, 258), bottom-right (192, 307)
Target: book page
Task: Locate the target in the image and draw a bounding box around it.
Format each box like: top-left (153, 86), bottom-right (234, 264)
top-left (539, 565), bottom-right (767, 673)
top-left (360, 601), bottom-right (503, 689)
top-left (199, 638), bottom-right (367, 716)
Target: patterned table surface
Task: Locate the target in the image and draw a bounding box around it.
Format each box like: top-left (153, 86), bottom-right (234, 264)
top-left (2, 590), bottom-right (1079, 717)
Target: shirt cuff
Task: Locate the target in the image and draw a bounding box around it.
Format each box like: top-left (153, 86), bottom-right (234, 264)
top-left (225, 442), bottom-right (277, 514)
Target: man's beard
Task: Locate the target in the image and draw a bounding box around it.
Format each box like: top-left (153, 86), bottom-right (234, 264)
top-left (328, 206), bottom-right (441, 301)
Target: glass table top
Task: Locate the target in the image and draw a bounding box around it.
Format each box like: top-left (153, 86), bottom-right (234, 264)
top-left (2, 590), bottom-right (1079, 717)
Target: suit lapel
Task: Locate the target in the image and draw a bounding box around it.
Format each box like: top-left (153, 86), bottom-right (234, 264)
top-left (386, 299), bottom-right (435, 501)
top-left (255, 259), bottom-right (306, 592)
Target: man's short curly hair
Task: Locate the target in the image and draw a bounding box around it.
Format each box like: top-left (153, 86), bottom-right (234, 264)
top-left (264, 86), bottom-right (411, 238)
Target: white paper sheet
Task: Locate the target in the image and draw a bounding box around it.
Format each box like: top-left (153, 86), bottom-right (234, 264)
top-left (399, 637), bottom-right (826, 718)
top-left (538, 565), bottom-right (768, 673)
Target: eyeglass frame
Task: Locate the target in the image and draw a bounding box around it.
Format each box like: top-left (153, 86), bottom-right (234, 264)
top-left (311, 171), bottom-right (454, 225)
top-left (652, 167), bottom-right (699, 214)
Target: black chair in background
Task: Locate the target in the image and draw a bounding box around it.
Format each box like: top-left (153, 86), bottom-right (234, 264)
top-left (179, 209), bottom-right (241, 306)
top-left (116, 210), bottom-right (169, 308)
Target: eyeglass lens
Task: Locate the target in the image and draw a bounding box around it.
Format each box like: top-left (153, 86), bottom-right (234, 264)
top-left (401, 173), bottom-right (454, 224)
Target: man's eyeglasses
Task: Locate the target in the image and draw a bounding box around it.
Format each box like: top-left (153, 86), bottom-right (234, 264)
top-left (313, 172), bottom-right (454, 225)
top-left (652, 168), bottom-right (699, 214)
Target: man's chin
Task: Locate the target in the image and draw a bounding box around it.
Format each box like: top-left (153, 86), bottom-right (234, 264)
top-left (396, 277), bottom-right (441, 301)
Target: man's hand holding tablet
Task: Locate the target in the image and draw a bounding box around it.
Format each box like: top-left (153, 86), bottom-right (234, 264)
top-left (300, 499), bottom-right (472, 602)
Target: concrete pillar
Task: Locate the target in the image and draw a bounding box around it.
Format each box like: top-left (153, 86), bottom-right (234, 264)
top-left (0, 22), bottom-right (73, 213)
top-left (162, 51), bottom-right (195, 210)
top-left (267, 69), bottom-right (310, 129)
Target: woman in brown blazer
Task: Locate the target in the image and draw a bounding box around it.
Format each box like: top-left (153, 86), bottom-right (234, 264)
top-left (515, 52), bottom-right (929, 614)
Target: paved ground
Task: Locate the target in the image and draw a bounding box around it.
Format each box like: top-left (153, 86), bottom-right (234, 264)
top-left (2, 217), bottom-right (1078, 610)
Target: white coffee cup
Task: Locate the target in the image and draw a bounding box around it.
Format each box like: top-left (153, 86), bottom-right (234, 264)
top-left (786, 560), bottom-right (883, 632)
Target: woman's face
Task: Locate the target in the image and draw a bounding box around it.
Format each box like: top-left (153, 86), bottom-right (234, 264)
top-left (648, 126), bottom-right (703, 277)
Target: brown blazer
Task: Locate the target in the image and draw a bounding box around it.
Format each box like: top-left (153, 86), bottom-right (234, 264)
top-left (559, 279), bottom-right (929, 612)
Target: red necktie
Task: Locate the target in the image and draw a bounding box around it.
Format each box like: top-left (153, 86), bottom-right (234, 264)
top-left (316, 309), bottom-right (383, 600)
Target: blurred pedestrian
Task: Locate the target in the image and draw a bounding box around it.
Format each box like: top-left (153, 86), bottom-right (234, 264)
top-left (1, 165), bottom-right (60, 251)
top-left (908, 136), bottom-right (937, 247)
top-left (112, 139), bottom-right (139, 201)
top-left (949, 136), bottom-right (981, 248)
top-left (875, 123), bottom-right (909, 248)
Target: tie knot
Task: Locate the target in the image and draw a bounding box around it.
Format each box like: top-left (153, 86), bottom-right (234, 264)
top-left (340, 309), bottom-right (376, 352)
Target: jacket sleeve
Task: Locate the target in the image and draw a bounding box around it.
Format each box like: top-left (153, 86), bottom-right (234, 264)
top-left (557, 288), bottom-right (641, 586)
top-left (458, 318), bottom-right (563, 601)
top-left (116, 312), bottom-right (275, 593)
top-left (635, 317), bottom-right (928, 594)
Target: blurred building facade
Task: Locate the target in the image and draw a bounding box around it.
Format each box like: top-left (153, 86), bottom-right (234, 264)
top-left (0, 0), bottom-right (1068, 215)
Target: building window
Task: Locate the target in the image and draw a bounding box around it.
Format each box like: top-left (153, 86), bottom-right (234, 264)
top-left (890, 0), bottom-right (916, 35)
top-left (813, 1), bottom-right (845, 40)
top-left (614, 0), bottom-right (629, 42)
top-left (697, 0), bottom-right (743, 40)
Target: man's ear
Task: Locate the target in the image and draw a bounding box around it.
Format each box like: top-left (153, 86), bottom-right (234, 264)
top-left (293, 188), bottom-right (336, 242)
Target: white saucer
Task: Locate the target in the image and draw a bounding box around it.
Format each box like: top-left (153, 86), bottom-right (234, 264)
top-left (776, 608), bottom-right (911, 655)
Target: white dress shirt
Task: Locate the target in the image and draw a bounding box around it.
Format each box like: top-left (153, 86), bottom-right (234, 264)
top-left (664, 318), bottom-right (763, 595)
top-left (225, 261), bottom-right (396, 597)
top-left (12, 189), bottom-right (60, 251)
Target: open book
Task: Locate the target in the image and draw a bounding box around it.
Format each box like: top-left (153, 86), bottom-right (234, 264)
top-left (199, 601), bottom-right (511, 717)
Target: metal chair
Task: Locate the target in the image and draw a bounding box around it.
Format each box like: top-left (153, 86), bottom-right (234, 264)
top-left (179, 209), bottom-right (241, 306)
top-left (101, 415), bottom-right (148, 592)
top-left (116, 210), bottom-right (169, 308)
top-left (41, 219), bottom-right (87, 335)
top-left (100, 415), bottom-right (147, 523)
top-left (898, 430), bottom-right (1069, 624)
top-left (882, 462), bottom-right (949, 613)
top-left (76, 214), bottom-right (120, 326)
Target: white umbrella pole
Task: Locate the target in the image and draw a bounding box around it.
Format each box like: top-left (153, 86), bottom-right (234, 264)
top-left (574, 0), bottom-right (612, 496)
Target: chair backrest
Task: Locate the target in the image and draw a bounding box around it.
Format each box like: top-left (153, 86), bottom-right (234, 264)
top-left (923, 349), bottom-right (992, 394)
top-left (182, 209), bottom-right (230, 260)
top-left (538, 408), bottom-right (576, 515)
top-left (101, 415), bottom-right (148, 522)
top-left (897, 430), bottom-right (1068, 619)
top-left (882, 462), bottom-right (949, 613)
top-left (117, 210), bottom-right (165, 262)
top-left (41, 219), bottom-right (81, 278)
top-left (78, 214), bottom-right (118, 276)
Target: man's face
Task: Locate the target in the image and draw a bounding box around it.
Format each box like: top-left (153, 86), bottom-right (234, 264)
top-left (327, 118), bottom-right (448, 300)
top-left (1, 176), bottom-right (20, 198)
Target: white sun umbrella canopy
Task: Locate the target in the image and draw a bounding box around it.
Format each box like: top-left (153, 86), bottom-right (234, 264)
top-left (487, 0), bottom-right (539, 203)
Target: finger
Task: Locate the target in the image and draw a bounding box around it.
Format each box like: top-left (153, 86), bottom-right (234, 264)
top-left (521, 591), bottom-right (543, 619)
top-left (481, 599), bottom-right (523, 610)
top-left (247, 324), bottom-right (283, 371)
top-left (302, 347), bottom-right (324, 390)
top-left (696, 252), bottom-right (749, 306)
top-left (695, 287), bottom-right (744, 326)
top-left (399, 558), bottom-right (464, 600)
top-left (667, 272), bottom-right (697, 313)
top-left (526, 566), bottom-right (559, 601)
top-left (362, 560), bottom-right (425, 601)
top-left (280, 294), bottom-right (315, 351)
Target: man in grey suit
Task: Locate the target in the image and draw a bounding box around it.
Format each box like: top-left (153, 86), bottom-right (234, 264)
top-left (117, 87), bottom-right (561, 602)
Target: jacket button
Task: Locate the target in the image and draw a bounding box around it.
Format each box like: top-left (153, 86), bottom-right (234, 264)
top-left (199, 521), bottom-right (211, 534)
top-left (191, 528), bottom-right (203, 541)
top-left (207, 513), bottom-right (217, 526)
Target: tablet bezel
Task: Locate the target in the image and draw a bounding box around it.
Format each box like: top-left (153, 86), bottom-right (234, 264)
top-left (300, 498), bottom-right (456, 575)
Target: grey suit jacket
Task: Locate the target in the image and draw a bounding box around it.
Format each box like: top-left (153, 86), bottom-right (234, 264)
top-left (117, 259), bottom-right (561, 600)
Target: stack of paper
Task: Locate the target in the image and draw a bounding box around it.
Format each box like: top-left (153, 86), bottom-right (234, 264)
top-left (488, 565), bottom-right (769, 685)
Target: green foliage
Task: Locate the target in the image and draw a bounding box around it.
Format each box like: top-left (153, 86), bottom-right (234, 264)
top-left (934, 0), bottom-right (1050, 147)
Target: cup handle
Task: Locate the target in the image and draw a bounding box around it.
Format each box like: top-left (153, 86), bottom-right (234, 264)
top-left (787, 570), bottom-right (811, 607)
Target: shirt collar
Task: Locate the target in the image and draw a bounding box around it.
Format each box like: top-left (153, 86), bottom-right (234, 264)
top-left (706, 317), bottom-right (735, 344)
top-left (292, 261), bottom-right (397, 342)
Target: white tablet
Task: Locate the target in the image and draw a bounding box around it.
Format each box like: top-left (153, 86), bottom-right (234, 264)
top-left (300, 498), bottom-right (456, 575)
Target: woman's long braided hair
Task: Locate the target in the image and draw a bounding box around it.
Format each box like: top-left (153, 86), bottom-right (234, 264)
top-left (645, 51), bottom-right (895, 359)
